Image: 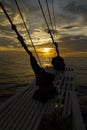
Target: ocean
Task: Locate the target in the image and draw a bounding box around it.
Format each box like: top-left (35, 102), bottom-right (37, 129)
top-left (0, 51), bottom-right (87, 127)
top-left (0, 51), bottom-right (87, 89)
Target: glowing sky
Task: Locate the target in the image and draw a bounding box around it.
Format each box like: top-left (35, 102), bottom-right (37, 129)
top-left (0, 0), bottom-right (87, 57)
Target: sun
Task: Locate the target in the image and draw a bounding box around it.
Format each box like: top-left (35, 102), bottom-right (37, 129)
top-left (43, 48), bottom-right (50, 53)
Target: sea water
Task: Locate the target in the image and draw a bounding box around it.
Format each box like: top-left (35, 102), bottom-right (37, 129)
top-left (0, 51), bottom-right (87, 90)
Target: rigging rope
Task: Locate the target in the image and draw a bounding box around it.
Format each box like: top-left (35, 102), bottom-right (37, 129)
top-left (45, 0), bottom-right (54, 36)
top-left (38, 0), bottom-right (59, 56)
top-left (52, 0), bottom-right (57, 38)
top-left (15, 0), bottom-right (42, 67)
top-left (0, 1), bottom-right (43, 69)
top-left (0, 2), bottom-right (31, 55)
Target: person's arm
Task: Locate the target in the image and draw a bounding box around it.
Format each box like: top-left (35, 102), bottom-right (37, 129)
top-left (17, 33), bottom-right (41, 76)
top-left (29, 54), bottom-right (41, 76)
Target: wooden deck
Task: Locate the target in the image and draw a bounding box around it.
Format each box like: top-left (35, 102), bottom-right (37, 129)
top-left (0, 67), bottom-right (86, 130)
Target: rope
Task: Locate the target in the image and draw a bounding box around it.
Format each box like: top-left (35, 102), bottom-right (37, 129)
top-left (15, 0), bottom-right (42, 67)
top-left (0, 2), bottom-right (32, 56)
top-left (38, 0), bottom-right (59, 56)
top-left (45, 0), bottom-right (54, 36)
top-left (52, 0), bottom-right (57, 38)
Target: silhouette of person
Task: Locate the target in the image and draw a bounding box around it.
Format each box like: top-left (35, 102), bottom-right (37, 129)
top-left (51, 42), bottom-right (65, 72)
top-left (29, 53), bottom-right (57, 102)
top-left (52, 55), bottom-right (65, 72)
top-left (11, 25), bottom-right (57, 103)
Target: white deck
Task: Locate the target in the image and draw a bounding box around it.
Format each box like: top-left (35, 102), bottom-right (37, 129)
top-left (0, 67), bottom-right (86, 130)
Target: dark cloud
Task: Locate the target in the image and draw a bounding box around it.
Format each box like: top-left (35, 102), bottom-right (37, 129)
top-left (64, 1), bottom-right (87, 14)
top-left (44, 28), bottom-right (58, 35)
top-left (59, 35), bottom-right (87, 51)
top-left (64, 1), bottom-right (87, 24)
top-left (62, 25), bottom-right (79, 29)
top-left (0, 36), bottom-right (19, 48)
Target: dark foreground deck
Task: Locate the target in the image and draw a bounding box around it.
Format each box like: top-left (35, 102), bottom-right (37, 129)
top-left (0, 67), bottom-right (86, 130)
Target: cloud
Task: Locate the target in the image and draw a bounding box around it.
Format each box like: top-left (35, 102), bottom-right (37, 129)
top-left (59, 35), bottom-right (87, 52)
top-left (64, 1), bottom-right (87, 14)
top-left (64, 1), bottom-right (87, 25)
top-left (0, 0), bottom-right (87, 56)
top-left (62, 25), bottom-right (79, 29)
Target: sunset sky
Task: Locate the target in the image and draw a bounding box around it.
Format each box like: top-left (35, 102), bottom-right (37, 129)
top-left (0, 0), bottom-right (87, 57)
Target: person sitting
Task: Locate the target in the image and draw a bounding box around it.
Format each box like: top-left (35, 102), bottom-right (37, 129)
top-left (13, 28), bottom-right (57, 103)
top-left (29, 53), bottom-right (57, 102)
top-left (52, 55), bottom-right (65, 72)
